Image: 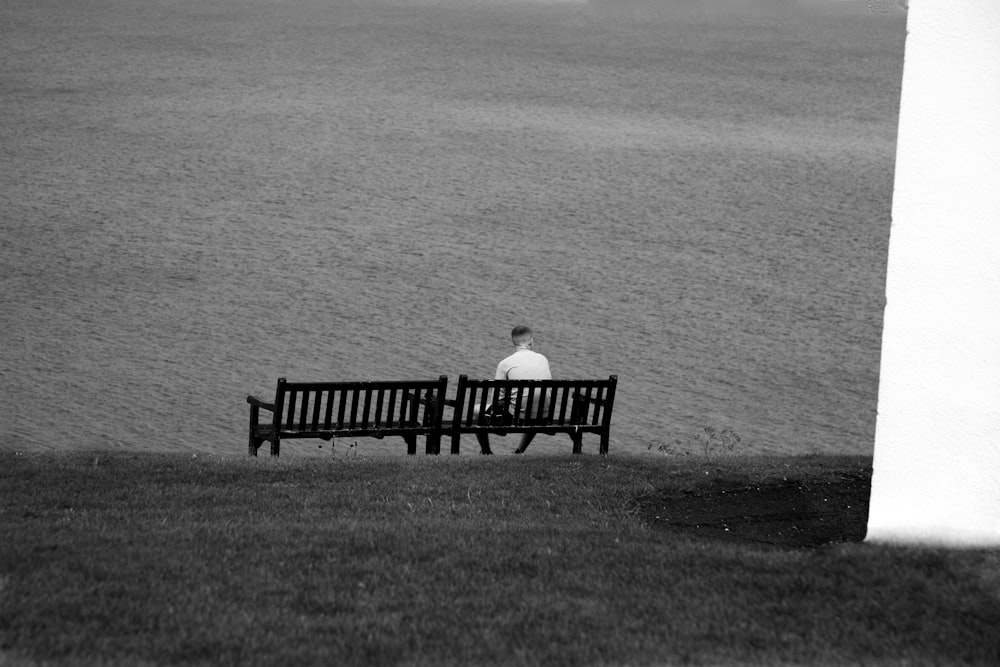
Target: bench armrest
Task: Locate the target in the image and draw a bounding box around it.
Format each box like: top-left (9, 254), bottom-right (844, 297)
top-left (407, 391), bottom-right (442, 406)
top-left (247, 395), bottom-right (275, 411)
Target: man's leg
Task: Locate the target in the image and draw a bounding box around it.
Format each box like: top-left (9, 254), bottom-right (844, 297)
top-left (476, 432), bottom-right (492, 455)
top-left (514, 396), bottom-right (547, 454)
top-left (514, 432), bottom-right (535, 454)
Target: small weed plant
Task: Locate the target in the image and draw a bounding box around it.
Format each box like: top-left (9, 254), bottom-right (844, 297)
top-left (651, 425), bottom-right (743, 457)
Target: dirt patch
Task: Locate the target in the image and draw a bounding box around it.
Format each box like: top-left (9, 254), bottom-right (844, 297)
top-left (632, 470), bottom-right (871, 549)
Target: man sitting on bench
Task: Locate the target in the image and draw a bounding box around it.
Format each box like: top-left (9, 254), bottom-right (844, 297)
top-left (477, 325), bottom-right (552, 455)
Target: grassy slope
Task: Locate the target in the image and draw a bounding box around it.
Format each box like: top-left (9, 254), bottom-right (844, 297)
top-left (2, 452), bottom-right (998, 666)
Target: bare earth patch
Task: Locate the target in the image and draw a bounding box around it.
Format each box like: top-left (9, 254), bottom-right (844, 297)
top-left (632, 469), bottom-right (872, 549)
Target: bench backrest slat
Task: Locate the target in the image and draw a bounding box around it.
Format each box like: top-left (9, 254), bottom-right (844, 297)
top-left (336, 391), bottom-right (347, 427)
top-left (299, 390), bottom-right (311, 428)
top-left (557, 384), bottom-right (570, 422)
top-left (595, 387), bottom-right (606, 424)
top-left (363, 389), bottom-right (372, 427)
top-left (386, 388), bottom-right (397, 427)
top-left (348, 389), bottom-right (360, 428)
top-left (514, 381), bottom-right (527, 417)
top-left (399, 388), bottom-right (410, 427)
top-left (374, 390), bottom-right (385, 427)
top-left (580, 385), bottom-right (594, 424)
top-left (466, 386), bottom-right (484, 424)
top-left (323, 393), bottom-right (335, 430)
top-left (420, 388), bottom-right (436, 426)
top-left (589, 386), bottom-right (601, 425)
top-left (285, 391), bottom-right (298, 431)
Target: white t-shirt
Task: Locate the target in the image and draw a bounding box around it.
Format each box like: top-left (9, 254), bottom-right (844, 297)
top-left (495, 348), bottom-right (552, 380)
top-left (494, 348), bottom-right (552, 418)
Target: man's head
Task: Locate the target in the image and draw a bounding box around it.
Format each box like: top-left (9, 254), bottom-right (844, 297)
top-left (511, 325), bottom-right (533, 348)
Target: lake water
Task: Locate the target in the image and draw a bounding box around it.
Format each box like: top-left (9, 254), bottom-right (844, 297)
top-left (1, 0), bottom-right (906, 457)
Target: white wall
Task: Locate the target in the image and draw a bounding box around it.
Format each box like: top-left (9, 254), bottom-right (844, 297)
top-left (867, 0), bottom-right (1000, 546)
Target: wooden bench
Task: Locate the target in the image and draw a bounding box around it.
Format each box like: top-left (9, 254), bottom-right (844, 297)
top-left (441, 375), bottom-right (618, 456)
top-left (247, 376), bottom-right (448, 456)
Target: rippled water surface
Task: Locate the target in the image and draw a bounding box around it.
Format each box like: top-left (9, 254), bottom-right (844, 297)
top-left (1, 0), bottom-right (906, 457)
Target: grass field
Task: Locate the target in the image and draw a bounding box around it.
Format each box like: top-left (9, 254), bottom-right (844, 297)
top-left (2, 452), bottom-right (998, 665)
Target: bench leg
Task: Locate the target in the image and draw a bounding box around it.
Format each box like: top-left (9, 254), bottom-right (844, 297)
top-left (270, 435), bottom-right (280, 457)
top-left (249, 405), bottom-right (260, 456)
top-left (570, 430), bottom-right (583, 455)
top-left (451, 433), bottom-right (461, 455)
top-left (425, 433), bottom-right (441, 455)
top-left (599, 430), bottom-right (610, 456)
top-left (403, 434), bottom-right (417, 455)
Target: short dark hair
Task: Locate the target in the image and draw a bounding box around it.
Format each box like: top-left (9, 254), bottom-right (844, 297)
top-left (511, 325), bottom-right (533, 345)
